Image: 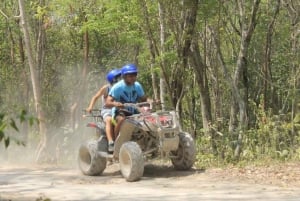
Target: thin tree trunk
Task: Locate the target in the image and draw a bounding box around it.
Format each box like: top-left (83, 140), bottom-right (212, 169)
top-left (158, 0), bottom-right (188, 111)
top-left (174, 0), bottom-right (198, 122)
top-left (168, 1), bottom-right (214, 149)
top-left (190, 40), bottom-right (216, 154)
top-left (262, 0), bottom-right (280, 110)
top-left (229, 0), bottom-right (260, 159)
top-left (282, 0), bottom-right (300, 137)
top-left (18, 27), bottom-right (30, 143)
top-left (18, 0), bottom-right (47, 162)
top-left (158, 0), bottom-right (168, 110)
top-left (139, 0), bottom-right (159, 102)
top-left (186, 74), bottom-right (197, 137)
top-left (208, 25), bottom-right (245, 158)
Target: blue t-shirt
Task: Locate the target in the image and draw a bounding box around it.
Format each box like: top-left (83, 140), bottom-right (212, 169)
top-left (109, 80), bottom-right (145, 114)
top-left (109, 80), bottom-right (145, 103)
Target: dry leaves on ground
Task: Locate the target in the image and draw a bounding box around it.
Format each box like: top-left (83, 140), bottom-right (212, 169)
top-left (207, 162), bottom-right (300, 187)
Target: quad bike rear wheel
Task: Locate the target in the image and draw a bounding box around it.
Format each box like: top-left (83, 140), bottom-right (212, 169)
top-left (171, 132), bottom-right (196, 170)
top-left (119, 141), bottom-right (144, 182)
top-left (78, 140), bottom-right (107, 176)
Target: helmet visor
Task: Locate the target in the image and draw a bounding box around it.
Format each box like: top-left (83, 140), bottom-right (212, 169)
top-left (124, 72), bottom-right (137, 77)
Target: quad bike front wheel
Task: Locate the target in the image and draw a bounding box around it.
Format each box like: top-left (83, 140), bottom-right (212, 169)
top-left (171, 132), bottom-right (196, 170)
top-left (78, 140), bottom-right (107, 176)
top-left (119, 141), bottom-right (144, 182)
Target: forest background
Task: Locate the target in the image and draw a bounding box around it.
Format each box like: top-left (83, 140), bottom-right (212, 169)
top-left (0, 0), bottom-right (299, 166)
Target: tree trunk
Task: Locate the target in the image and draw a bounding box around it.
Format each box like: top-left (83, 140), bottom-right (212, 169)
top-left (282, 0), bottom-right (300, 137)
top-left (18, 28), bottom-right (30, 143)
top-left (139, 0), bottom-right (159, 101)
top-left (158, 1), bottom-right (166, 110)
top-left (190, 40), bottom-right (216, 154)
top-left (18, 0), bottom-right (47, 162)
top-left (209, 25), bottom-right (245, 158)
top-left (174, 0), bottom-right (199, 122)
top-left (229, 0), bottom-right (260, 159)
top-left (262, 0), bottom-right (280, 110)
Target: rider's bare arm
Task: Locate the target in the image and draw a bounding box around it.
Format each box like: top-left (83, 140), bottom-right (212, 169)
top-left (86, 84), bottom-right (110, 112)
top-left (140, 96), bottom-right (160, 105)
top-left (105, 95), bottom-right (124, 108)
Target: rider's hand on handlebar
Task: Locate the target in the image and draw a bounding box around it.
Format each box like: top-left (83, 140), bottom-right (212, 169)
top-left (114, 102), bottom-right (124, 108)
top-left (147, 99), bottom-right (160, 105)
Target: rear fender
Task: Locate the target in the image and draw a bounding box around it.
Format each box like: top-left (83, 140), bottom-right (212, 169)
top-left (86, 122), bottom-right (104, 129)
top-left (86, 122), bottom-right (105, 137)
top-left (87, 122), bottom-right (98, 128)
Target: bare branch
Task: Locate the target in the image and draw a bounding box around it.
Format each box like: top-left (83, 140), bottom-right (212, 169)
top-left (244, 0), bottom-right (260, 42)
top-left (222, 4), bottom-right (241, 35)
top-left (0, 9), bottom-right (20, 19)
top-left (0, 9), bottom-right (9, 19)
top-left (282, 0), bottom-right (300, 25)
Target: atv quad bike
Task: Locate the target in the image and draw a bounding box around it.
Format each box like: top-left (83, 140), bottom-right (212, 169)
top-left (78, 102), bottom-right (196, 182)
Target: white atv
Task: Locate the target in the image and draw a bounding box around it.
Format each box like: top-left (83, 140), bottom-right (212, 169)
top-left (78, 102), bottom-right (196, 182)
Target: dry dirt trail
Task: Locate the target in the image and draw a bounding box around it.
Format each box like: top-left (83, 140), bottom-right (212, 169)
top-left (1, 160), bottom-right (300, 201)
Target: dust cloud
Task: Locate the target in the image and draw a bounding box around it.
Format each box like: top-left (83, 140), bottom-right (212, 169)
top-left (0, 65), bottom-right (108, 168)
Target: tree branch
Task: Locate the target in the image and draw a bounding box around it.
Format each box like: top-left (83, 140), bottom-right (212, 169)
top-left (222, 4), bottom-right (241, 35)
top-left (0, 9), bottom-right (9, 19)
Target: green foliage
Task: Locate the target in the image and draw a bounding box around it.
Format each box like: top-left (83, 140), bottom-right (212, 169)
top-left (194, 98), bottom-right (300, 166)
top-left (0, 110), bottom-right (37, 148)
top-left (242, 111), bottom-right (294, 161)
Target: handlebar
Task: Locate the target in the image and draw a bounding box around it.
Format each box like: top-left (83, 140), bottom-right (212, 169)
top-left (123, 101), bottom-right (161, 108)
top-left (123, 102), bottom-right (155, 114)
top-left (123, 102), bottom-right (151, 108)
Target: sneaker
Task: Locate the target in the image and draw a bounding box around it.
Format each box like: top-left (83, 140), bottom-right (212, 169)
top-left (108, 142), bottom-right (114, 153)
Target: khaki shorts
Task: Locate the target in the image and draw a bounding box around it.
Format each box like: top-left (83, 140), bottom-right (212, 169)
top-left (101, 108), bottom-right (112, 120)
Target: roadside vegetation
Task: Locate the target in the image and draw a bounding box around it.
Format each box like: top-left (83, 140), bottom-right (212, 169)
top-left (0, 0), bottom-right (299, 167)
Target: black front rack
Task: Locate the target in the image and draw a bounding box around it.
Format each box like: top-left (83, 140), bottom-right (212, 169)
top-left (82, 109), bottom-right (103, 122)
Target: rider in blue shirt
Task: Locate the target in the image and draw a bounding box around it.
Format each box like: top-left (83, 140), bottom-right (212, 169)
top-left (109, 79), bottom-right (145, 114)
top-left (105, 63), bottom-right (149, 151)
top-left (109, 79), bottom-right (145, 104)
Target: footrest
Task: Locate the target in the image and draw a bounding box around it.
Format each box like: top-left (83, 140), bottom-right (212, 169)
top-left (97, 151), bottom-right (113, 158)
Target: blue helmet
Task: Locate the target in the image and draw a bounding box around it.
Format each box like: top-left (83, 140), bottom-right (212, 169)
top-left (106, 69), bottom-right (121, 83)
top-left (121, 63), bottom-right (138, 76)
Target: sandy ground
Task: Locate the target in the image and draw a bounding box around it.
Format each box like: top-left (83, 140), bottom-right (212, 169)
top-left (1, 160), bottom-right (300, 201)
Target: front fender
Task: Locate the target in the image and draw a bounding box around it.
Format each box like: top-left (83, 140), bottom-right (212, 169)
top-left (113, 119), bottom-right (138, 158)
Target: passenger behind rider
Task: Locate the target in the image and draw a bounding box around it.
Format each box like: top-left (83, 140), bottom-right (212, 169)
top-left (105, 63), bottom-right (152, 151)
top-left (86, 68), bottom-right (121, 153)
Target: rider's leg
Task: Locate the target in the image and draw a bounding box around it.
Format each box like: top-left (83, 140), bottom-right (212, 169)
top-left (102, 110), bottom-right (115, 153)
top-left (114, 115), bottom-right (125, 139)
top-left (106, 116), bottom-right (115, 153)
top-left (104, 116), bottom-right (114, 142)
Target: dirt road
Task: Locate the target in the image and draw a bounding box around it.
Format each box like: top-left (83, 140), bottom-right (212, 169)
top-left (1, 161), bottom-right (300, 201)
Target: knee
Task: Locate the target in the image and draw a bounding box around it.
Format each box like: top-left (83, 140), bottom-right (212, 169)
top-left (117, 116), bottom-right (125, 122)
top-left (105, 116), bottom-right (112, 122)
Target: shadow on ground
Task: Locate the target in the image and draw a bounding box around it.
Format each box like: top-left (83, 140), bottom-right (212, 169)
top-left (143, 163), bottom-right (205, 178)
